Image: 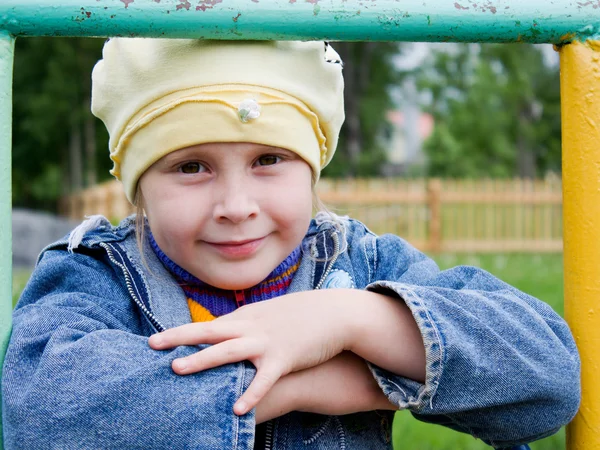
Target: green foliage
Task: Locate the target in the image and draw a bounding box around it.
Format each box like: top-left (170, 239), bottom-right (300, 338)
top-left (12, 37), bottom-right (109, 211)
top-left (323, 42), bottom-right (401, 178)
top-left (12, 269), bottom-right (31, 307)
top-left (394, 410), bottom-right (565, 450)
top-left (416, 44), bottom-right (561, 178)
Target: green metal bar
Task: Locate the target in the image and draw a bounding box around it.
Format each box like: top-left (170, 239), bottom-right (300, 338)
top-left (0, 0), bottom-right (598, 44)
top-left (0, 29), bottom-right (14, 449)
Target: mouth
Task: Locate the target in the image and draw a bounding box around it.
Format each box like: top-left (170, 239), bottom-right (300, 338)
top-left (212, 238), bottom-right (262, 246)
top-left (204, 237), bottom-right (266, 257)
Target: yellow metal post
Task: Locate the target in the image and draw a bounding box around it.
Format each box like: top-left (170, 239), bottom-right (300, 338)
top-left (560, 39), bottom-right (600, 450)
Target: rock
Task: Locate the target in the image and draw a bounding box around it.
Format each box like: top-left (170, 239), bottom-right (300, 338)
top-left (12, 209), bottom-right (79, 269)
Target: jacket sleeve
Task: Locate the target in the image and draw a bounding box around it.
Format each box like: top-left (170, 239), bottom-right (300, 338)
top-left (2, 249), bottom-right (256, 450)
top-left (361, 232), bottom-right (580, 448)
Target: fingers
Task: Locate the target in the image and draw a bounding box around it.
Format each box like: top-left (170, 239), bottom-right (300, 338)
top-left (171, 338), bottom-right (260, 375)
top-left (148, 321), bottom-right (243, 349)
top-left (234, 366), bottom-right (281, 415)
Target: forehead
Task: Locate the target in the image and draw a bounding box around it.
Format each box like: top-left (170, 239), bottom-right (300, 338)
top-left (160, 142), bottom-right (292, 161)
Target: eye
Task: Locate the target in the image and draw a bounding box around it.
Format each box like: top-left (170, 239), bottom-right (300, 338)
top-left (255, 155), bottom-right (281, 166)
top-left (178, 162), bottom-right (205, 174)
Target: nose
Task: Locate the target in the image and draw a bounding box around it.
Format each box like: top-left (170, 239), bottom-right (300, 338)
top-left (212, 177), bottom-right (259, 224)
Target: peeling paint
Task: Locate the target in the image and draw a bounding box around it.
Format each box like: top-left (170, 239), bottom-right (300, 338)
top-left (578, 1), bottom-right (600, 8)
top-left (75, 7), bottom-right (93, 22)
top-left (455, 1), bottom-right (497, 14)
top-left (481, 1), bottom-right (497, 14)
top-left (0, 1), bottom-right (597, 44)
top-left (176, 0), bottom-right (190, 10)
top-left (333, 10), bottom-right (360, 21)
top-left (377, 13), bottom-right (403, 28)
top-left (197, 0), bottom-right (223, 11)
top-left (528, 25), bottom-right (542, 38)
top-left (233, 12), bottom-right (241, 22)
top-left (586, 116), bottom-right (598, 130)
top-left (580, 24), bottom-right (598, 37)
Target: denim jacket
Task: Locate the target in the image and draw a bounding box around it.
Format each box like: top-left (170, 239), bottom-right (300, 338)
top-left (2, 214), bottom-right (580, 449)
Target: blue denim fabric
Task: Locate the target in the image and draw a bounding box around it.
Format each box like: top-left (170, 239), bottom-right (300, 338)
top-left (2, 214), bottom-right (579, 449)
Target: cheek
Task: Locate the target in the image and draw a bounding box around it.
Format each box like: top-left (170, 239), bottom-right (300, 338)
top-left (269, 179), bottom-right (313, 234)
top-left (142, 185), bottom-right (201, 248)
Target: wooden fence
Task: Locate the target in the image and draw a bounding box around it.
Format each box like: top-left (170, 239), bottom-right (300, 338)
top-left (61, 177), bottom-right (564, 253)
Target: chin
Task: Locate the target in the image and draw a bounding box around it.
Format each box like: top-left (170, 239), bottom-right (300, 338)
top-left (209, 275), bottom-right (267, 291)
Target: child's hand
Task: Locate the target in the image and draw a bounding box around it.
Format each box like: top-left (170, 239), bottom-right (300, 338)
top-left (148, 289), bottom-right (358, 415)
top-left (255, 351), bottom-right (396, 424)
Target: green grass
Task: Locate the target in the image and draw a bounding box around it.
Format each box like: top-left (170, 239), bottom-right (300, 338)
top-left (433, 253), bottom-right (564, 315)
top-left (12, 269), bottom-right (32, 307)
top-left (12, 253), bottom-right (567, 449)
top-left (392, 253), bottom-right (565, 450)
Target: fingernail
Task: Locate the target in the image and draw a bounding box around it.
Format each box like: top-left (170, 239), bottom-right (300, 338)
top-left (149, 335), bottom-right (163, 347)
top-left (173, 359), bottom-right (188, 372)
top-left (235, 401), bottom-right (247, 415)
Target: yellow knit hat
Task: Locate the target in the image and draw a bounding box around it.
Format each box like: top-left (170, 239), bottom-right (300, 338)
top-left (91, 38), bottom-right (345, 203)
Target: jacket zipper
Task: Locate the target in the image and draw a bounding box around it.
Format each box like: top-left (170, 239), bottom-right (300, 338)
top-left (262, 232), bottom-right (340, 448)
top-left (264, 420), bottom-right (274, 450)
top-left (238, 285), bottom-right (273, 449)
top-left (99, 242), bottom-right (165, 332)
top-left (314, 231), bottom-right (340, 290)
top-left (100, 231), bottom-right (338, 448)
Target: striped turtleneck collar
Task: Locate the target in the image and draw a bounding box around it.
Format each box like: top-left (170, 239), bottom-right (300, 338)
top-left (149, 233), bottom-right (302, 320)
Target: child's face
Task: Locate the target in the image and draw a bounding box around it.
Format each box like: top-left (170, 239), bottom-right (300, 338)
top-left (140, 142), bottom-right (314, 290)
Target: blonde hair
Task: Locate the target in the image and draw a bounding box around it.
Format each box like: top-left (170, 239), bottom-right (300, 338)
top-left (134, 186), bottom-right (148, 268)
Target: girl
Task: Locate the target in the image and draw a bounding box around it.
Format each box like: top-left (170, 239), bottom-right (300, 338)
top-left (2, 38), bottom-right (579, 450)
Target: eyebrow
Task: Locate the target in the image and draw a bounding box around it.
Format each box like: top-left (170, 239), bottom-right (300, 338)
top-left (159, 144), bottom-right (294, 166)
top-left (161, 148), bottom-right (204, 163)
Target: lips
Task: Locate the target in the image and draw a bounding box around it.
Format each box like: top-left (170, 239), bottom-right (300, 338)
top-left (204, 237), bottom-right (265, 257)
top-left (213, 238), bottom-right (261, 246)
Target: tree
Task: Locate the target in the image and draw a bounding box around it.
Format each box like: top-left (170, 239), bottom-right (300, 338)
top-left (415, 43), bottom-right (561, 178)
top-left (12, 37), bottom-right (108, 211)
top-left (323, 42), bottom-right (402, 178)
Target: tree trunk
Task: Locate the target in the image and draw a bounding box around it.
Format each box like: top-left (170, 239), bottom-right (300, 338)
top-left (84, 114), bottom-right (97, 187)
top-left (336, 43), bottom-right (362, 177)
top-left (516, 105), bottom-right (536, 179)
top-left (69, 122), bottom-right (83, 193)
